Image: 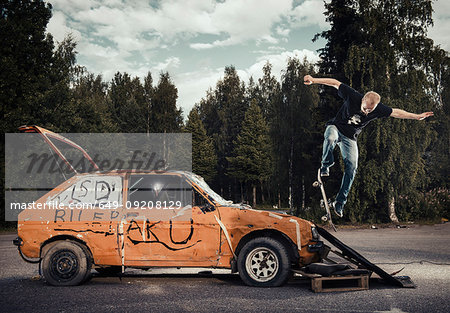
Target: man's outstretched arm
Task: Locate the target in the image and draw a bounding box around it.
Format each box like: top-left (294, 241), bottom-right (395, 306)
top-left (303, 75), bottom-right (341, 89)
top-left (390, 108), bottom-right (434, 120)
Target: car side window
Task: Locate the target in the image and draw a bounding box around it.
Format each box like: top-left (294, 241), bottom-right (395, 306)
top-left (192, 188), bottom-right (215, 212)
top-left (128, 174), bottom-right (192, 208)
top-left (47, 175), bottom-right (123, 207)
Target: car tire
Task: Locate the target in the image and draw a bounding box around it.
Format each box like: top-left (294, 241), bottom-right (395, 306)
top-left (42, 241), bottom-right (92, 286)
top-left (77, 243), bottom-right (93, 283)
top-left (237, 237), bottom-right (291, 287)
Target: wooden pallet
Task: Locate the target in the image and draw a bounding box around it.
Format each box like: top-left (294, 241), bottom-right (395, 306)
top-left (311, 274), bottom-right (369, 293)
top-left (293, 270), bottom-right (369, 293)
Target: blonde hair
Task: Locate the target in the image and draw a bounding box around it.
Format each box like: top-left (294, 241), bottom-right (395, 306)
top-left (363, 91), bottom-right (381, 106)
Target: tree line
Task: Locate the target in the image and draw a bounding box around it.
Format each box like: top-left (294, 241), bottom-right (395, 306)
top-left (1, 0), bottom-right (448, 227)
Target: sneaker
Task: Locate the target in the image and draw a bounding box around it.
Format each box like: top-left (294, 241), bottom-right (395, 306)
top-left (320, 162), bottom-right (334, 177)
top-left (320, 167), bottom-right (330, 177)
top-left (332, 201), bottom-right (344, 218)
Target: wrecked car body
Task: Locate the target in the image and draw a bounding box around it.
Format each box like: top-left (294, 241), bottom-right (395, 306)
top-left (13, 126), bottom-right (323, 286)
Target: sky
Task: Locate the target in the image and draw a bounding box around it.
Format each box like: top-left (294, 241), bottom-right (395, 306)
top-left (46, 0), bottom-right (450, 117)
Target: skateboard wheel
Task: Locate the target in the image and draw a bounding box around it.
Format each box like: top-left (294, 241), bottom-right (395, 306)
top-left (321, 215), bottom-right (328, 222)
top-left (313, 181), bottom-right (319, 187)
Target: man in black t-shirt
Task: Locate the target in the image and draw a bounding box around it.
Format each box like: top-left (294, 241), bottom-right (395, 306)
top-left (304, 75), bottom-right (433, 217)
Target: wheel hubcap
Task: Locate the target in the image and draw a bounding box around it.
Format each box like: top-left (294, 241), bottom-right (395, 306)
top-left (51, 250), bottom-right (79, 281)
top-left (245, 247), bottom-right (279, 282)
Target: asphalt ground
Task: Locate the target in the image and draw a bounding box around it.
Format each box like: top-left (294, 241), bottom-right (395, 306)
top-left (1, 223), bottom-right (449, 313)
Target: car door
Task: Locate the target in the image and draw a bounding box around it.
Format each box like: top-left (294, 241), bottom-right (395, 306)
top-left (45, 173), bottom-right (124, 265)
top-left (122, 173), bottom-right (221, 267)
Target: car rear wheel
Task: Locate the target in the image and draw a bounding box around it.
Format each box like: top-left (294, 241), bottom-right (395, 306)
top-left (42, 241), bottom-right (92, 286)
top-left (237, 237), bottom-right (291, 287)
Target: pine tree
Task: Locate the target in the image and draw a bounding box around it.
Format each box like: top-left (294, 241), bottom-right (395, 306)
top-left (198, 66), bottom-right (247, 200)
top-left (108, 72), bottom-right (147, 133)
top-left (256, 62), bottom-right (283, 207)
top-left (227, 100), bottom-right (272, 206)
top-left (68, 71), bottom-right (117, 132)
top-left (275, 58), bottom-right (319, 213)
top-left (1, 0), bottom-right (55, 132)
top-left (143, 72), bottom-right (154, 134)
top-left (258, 62), bottom-right (281, 123)
top-left (151, 72), bottom-right (183, 133)
top-left (1, 0), bottom-right (58, 227)
top-left (185, 106), bottom-right (217, 183)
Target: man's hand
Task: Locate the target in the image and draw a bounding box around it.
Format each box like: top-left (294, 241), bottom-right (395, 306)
top-left (304, 75), bottom-right (314, 85)
top-left (417, 112), bottom-right (434, 120)
top-left (303, 75), bottom-right (341, 89)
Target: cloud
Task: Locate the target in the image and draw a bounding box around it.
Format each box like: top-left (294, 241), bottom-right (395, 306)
top-left (428, 0), bottom-right (450, 50)
top-left (45, 1), bottom-right (324, 119)
top-left (175, 49), bottom-right (320, 116)
top-left (49, 0), bottom-right (94, 14)
top-left (290, 0), bottom-right (328, 29)
top-left (46, 11), bottom-right (82, 42)
top-left (190, 0), bottom-right (292, 49)
top-left (243, 49), bottom-right (320, 82)
top-left (276, 26), bottom-right (291, 37)
top-left (174, 67), bottom-right (225, 115)
top-left (76, 43), bottom-right (132, 81)
top-left (48, 0), bottom-right (329, 56)
top-left (152, 57), bottom-right (181, 73)
top-left (59, 1), bottom-right (219, 41)
top-left (48, 0), bottom-right (293, 51)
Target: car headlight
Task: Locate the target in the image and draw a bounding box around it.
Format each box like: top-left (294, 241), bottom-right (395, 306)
top-left (311, 226), bottom-right (320, 240)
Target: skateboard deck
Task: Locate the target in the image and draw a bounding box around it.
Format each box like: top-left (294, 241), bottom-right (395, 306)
top-left (313, 169), bottom-right (337, 232)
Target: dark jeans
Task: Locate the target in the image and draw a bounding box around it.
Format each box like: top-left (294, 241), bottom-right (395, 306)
top-left (321, 125), bottom-right (358, 206)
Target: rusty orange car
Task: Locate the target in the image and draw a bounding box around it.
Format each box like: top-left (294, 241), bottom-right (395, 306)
top-left (13, 126), bottom-right (323, 287)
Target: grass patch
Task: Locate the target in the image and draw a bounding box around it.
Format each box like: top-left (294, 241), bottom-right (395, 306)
top-left (0, 226), bottom-right (17, 234)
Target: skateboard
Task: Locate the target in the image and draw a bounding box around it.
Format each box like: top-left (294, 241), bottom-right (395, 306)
top-left (313, 169), bottom-right (337, 232)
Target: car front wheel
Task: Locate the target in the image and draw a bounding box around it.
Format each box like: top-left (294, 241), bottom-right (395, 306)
top-left (42, 241), bottom-right (92, 286)
top-left (237, 237), bottom-right (291, 287)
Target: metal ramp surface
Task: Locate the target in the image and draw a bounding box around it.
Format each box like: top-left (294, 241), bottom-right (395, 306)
top-left (317, 226), bottom-right (416, 288)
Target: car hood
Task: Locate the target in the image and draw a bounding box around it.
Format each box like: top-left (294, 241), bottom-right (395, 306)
top-left (221, 205), bottom-right (314, 228)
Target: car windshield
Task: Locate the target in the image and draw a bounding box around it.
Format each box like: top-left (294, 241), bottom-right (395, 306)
top-left (185, 173), bottom-right (231, 206)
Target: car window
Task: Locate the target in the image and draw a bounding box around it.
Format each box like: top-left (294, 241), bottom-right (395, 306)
top-left (191, 188), bottom-right (216, 213)
top-left (184, 173), bottom-right (230, 206)
top-left (47, 175), bottom-right (123, 208)
top-left (193, 188), bottom-right (209, 207)
top-left (128, 174), bottom-right (192, 208)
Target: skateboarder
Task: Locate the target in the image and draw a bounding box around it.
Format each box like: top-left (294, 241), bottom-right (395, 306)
top-left (303, 75), bottom-right (433, 217)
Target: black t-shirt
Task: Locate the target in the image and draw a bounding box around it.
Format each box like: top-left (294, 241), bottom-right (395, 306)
top-left (327, 84), bottom-right (393, 140)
